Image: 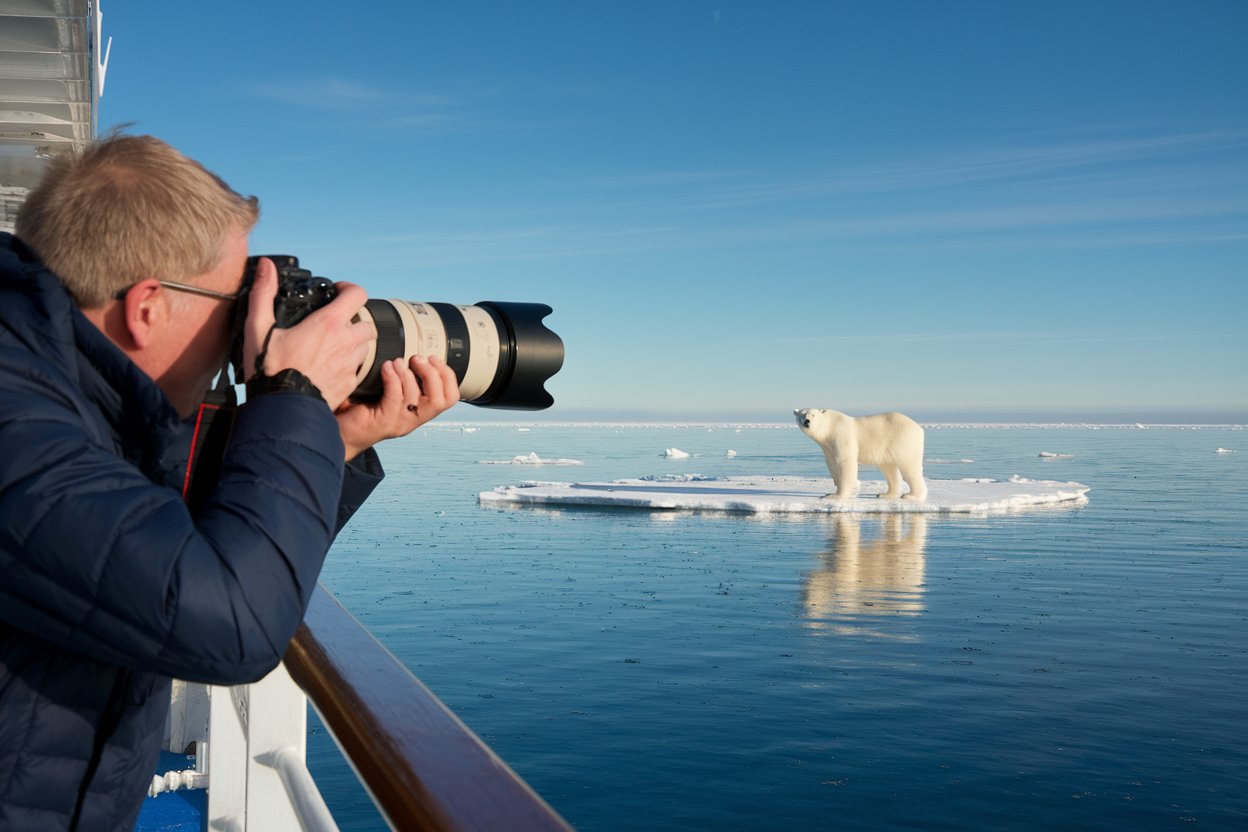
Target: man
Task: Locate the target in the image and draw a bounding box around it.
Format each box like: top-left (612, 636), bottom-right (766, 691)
top-left (0, 134), bottom-right (459, 830)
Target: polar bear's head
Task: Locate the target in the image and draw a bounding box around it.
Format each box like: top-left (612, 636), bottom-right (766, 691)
top-left (794, 408), bottom-right (848, 441)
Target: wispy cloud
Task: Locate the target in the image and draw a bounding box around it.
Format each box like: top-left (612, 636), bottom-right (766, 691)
top-left (297, 125), bottom-right (1248, 266)
top-left (338, 194), bottom-right (1246, 268)
top-left (467, 126), bottom-right (1248, 256)
top-left (241, 76), bottom-right (602, 136)
top-left (556, 128), bottom-right (1248, 216)
top-left (243, 77), bottom-right (472, 134)
top-left (248, 77), bottom-right (392, 109)
top-left (352, 223), bottom-right (687, 267)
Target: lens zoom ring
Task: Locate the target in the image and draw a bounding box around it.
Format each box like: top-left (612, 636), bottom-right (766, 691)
top-left (429, 302), bottom-right (470, 384)
top-left (360, 300), bottom-right (405, 399)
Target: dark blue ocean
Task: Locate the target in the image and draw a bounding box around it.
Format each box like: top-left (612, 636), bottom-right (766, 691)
top-left (307, 423), bottom-right (1247, 830)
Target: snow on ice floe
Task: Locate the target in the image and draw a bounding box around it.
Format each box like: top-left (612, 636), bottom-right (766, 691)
top-left (478, 452), bottom-right (583, 466)
top-left (480, 475), bottom-right (1090, 515)
top-left (662, 448), bottom-right (691, 459)
top-left (1215, 447), bottom-right (1237, 454)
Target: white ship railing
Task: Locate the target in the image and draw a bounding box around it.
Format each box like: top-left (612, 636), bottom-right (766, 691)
top-left (163, 584), bottom-right (572, 831)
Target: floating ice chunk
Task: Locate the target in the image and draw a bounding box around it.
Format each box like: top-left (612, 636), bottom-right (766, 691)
top-left (1038, 452), bottom-right (1074, 460)
top-left (727, 450), bottom-right (737, 458)
top-left (663, 448), bottom-right (691, 459)
top-left (1216, 447), bottom-right (1237, 453)
top-left (928, 458), bottom-right (975, 464)
top-left (479, 452), bottom-right (583, 466)
top-left (481, 476), bottom-right (1091, 515)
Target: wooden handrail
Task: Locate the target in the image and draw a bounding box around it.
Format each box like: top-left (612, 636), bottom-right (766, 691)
top-left (285, 584), bottom-right (573, 832)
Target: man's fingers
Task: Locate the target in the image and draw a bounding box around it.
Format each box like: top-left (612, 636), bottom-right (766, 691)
top-left (429, 355), bottom-right (461, 406)
top-left (246, 257), bottom-right (278, 334)
top-left (395, 359), bottom-right (423, 405)
top-left (409, 355), bottom-right (445, 404)
top-left (349, 316), bottom-right (377, 349)
top-left (242, 258), bottom-right (279, 378)
top-left (307, 281), bottom-right (368, 326)
top-left (379, 358), bottom-right (405, 404)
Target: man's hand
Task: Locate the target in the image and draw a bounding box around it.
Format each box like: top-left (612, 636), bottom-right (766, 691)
top-left (243, 257), bottom-right (376, 411)
top-left (336, 354), bottom-right (461, 461)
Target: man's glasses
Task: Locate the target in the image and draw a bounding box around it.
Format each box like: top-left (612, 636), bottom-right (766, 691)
top-left (114, 280), bottom-right (239, 302)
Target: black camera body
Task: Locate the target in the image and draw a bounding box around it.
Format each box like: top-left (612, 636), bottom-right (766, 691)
top-left (233, 255), bottom-right (563, 410)
top-left (268, 255), bottom-right (338, 328)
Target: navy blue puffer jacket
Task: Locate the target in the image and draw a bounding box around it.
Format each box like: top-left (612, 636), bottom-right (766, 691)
top-left (0, 234), bottom-right (382, 830)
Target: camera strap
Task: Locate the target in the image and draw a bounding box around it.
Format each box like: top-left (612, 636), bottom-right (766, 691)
top-left (181, 366), bottom-right (239, 511)
top-left (253, 323), bottom-right (277, 377)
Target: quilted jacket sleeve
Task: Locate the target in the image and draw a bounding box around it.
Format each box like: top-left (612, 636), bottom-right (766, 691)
top-left (0, 381), bottom-right (355, 686)
top-left (339, 447), bottom-right (383, 532)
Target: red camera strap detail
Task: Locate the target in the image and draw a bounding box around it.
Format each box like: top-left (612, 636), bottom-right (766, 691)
top-left (182, 401), bottom-right (222, 501)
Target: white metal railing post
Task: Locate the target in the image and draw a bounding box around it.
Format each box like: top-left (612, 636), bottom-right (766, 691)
top-left (242, 663), bottom-right (335, 830)
top-left (206, 681), bottom-right (248, 831)
top-left (256, 746), bottom-right (339, 832)
top-left (157, 584), bottom-right (569, 831)
top-left (157, 670), bottom-right (340, 830)
top-left (165, 679), bottom-right (211, 755)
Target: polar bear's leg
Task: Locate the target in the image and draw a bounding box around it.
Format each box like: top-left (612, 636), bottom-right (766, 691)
top-left (880, 464), bottom-right (903, 499)
top-left (900, 461), bottom-right (927, 500)
top-left (827, 461), bottom-right (859, 501)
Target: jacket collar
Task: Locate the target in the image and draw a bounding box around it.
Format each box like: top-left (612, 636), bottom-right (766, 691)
top-left (1, 233), bottom-right (189, 481)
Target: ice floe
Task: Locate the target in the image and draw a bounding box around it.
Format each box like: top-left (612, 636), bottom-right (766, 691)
top-left (1038, 452), bottom-right (1074, 460)
top-left (479, 452), bottom-right (583, 466)
top-left (481, 475), bottom-right (1090, 515)
top-left (1215, 447), bottom-right (1237, 454)
top-left (662, 448), bottom-right (691, 459)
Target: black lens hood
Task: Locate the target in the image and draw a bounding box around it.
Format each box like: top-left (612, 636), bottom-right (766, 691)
top-left (475, 301), bottom-right (564, 410)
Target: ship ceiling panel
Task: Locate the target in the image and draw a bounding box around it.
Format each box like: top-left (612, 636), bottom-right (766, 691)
top-left (0, 49), bottom-right (89, 83)
top-left (1, 0), bottom-right (84, 16)
top-left (0, 0), bottom-right (94, 231)
top-left (2, 77), bottom-right (90, 104)
top-left (2, 15), bottom-right (89, 52)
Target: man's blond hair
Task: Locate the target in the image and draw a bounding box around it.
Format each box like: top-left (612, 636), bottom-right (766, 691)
top-left (15, 134), bottom-right (260, 307)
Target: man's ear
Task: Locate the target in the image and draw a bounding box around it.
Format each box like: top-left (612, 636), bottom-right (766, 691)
top-left (121, 278), bottom-right (165, 350)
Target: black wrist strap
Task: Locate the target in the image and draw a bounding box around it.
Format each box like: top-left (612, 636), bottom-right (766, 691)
top-left (246, 368), bottom-right (325, 403)
top-left (252, 323), bottom-right (277, 379)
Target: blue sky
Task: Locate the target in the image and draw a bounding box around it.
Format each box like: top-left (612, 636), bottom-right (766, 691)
top-left (99, 1), bottom-right (1247, 421)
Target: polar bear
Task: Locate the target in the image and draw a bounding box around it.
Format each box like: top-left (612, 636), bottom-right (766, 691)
top-left (794, 408), bottom-right (927, 501)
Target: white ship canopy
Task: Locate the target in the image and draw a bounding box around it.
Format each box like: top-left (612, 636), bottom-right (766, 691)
top-left (0, 0), bottom-right (108, 231)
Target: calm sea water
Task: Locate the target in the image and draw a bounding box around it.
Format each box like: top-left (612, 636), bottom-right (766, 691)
top-left (307, 423), bottom-right (1247, 830)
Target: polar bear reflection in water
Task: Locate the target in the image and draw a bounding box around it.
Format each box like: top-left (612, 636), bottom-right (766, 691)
top-left (801, 514), bottom-right (928, 640)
